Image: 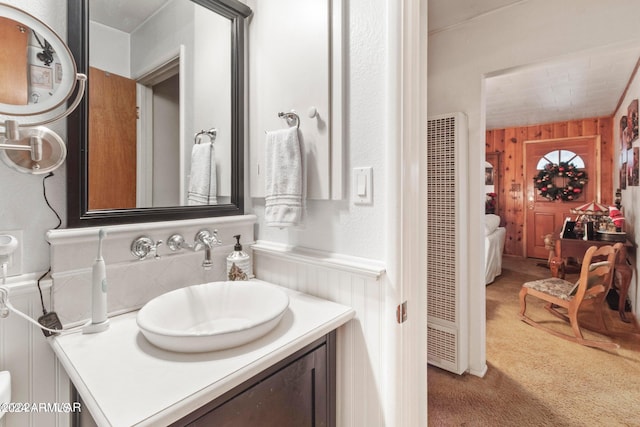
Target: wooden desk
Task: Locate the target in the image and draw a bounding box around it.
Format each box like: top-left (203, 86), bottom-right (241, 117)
top-left (551, 238), bottom-right (633, 323)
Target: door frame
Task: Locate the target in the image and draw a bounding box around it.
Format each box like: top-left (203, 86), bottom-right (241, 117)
top-left (389, 0), bottom-right (427, 425)
top-left (523, 136), bottom-right (601, 257)
top-left (135, 46), bottom-right (186, 207)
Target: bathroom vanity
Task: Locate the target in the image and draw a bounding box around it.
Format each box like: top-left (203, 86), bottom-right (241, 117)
top-left (49, 280), bottom-right (354, 426)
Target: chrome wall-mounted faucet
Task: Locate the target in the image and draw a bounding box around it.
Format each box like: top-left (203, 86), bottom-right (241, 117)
top-left (166, 230), bottom-right (222, 270)
top-left (194, 229), bottom-right (222, 270)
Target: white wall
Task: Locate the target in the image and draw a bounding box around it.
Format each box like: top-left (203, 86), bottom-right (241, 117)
top-left (193, 7), bottom-right (231, 199)
top-left (248, 0), bottom-right (333, 201)
top-left (249, 0), bottom-right (426, 426)
top-left (88, 21), bottom-right (130, 77)
top-left (0, 2), bottom-right (70, 426)
top-left (429, 0), bottom-right (640, 374)
top-left (248, 0), bottom-right (387, 261)
top-left (0, 0), bottom-right (67, 275)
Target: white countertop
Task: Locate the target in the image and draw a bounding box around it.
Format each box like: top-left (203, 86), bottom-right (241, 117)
top-left (49, 280), bottom-right (355, 427)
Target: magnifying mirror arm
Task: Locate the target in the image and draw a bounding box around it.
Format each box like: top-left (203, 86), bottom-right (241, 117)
top-left (0, 75), bottom-right (84, 174)
top-left (0, 133), bottom-right (43, 162)
top-left (0, 73), bottom-right (85, 165)
top-left (0, 143), bottom-right (30, 152)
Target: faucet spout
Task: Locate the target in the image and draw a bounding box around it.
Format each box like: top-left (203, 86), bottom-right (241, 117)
top-left (202, 247), bottom-right (213, 270)
top-left (194, 229), bottom-right (222, 270)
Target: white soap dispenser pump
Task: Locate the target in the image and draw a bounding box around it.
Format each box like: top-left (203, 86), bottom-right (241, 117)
top-left (83, 229), bottom-right (109, 334)
top-left (226, 235), bottom-right (252, 281)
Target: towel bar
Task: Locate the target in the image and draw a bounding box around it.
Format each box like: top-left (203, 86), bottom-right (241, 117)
top-left (278, 111), bottom-right (300, 129)
top-left (194, 128), bottom-right (217, 145)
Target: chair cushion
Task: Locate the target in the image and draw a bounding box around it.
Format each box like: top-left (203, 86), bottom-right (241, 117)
top-left (523, 277), bottom-right (575, 301)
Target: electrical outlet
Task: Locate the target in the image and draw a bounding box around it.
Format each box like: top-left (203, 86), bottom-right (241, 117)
top-left (0, 230), bottom-right (23, 277)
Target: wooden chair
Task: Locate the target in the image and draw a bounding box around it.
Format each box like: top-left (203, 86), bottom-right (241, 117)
top-left (519, 243), bottom-right (623, 350)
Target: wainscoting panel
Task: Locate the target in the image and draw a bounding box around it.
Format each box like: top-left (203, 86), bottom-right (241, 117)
top-left (253, 244), bottom-right (387, 427)
top-left (0, 278), bottom-right (70, 427)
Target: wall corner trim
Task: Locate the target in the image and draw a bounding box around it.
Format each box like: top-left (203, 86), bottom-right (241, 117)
top-left (251, 240), bottom-right (386, 280)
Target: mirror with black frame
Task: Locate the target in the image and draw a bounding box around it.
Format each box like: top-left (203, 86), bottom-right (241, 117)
top-left (66, 0), bottom-right (251, 227)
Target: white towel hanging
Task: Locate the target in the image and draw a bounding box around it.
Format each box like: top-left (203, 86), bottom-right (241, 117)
top-left (187, 143), bottom-right (217, 205)
top-left (264, 127), bottom-right (303, 226)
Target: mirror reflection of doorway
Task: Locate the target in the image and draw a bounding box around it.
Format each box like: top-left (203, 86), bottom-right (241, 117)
top-left (136, 56), bottom-right (182, 208)
top-left (485, 162), bottom-right (494, 186)
top-left (150, 73), bottom-right (180, 207)
top-left (485, 152), bottom-right (501, 215)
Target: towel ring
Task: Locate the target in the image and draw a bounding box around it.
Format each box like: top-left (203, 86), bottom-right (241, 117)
top-left (194, 128), bottom-right (217, 145)
top-left (278, 111), bottom-right (300, 130)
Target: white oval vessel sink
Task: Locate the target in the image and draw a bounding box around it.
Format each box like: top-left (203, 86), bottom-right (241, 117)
top-left (136, 281), bottom-right (289, 353)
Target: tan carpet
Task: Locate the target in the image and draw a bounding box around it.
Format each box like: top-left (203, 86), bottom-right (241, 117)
top-left (428, 255), bottom-right (640, 427)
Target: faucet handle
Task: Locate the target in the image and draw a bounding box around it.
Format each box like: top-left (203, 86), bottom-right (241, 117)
top-left (131, 236), bottom-right (163, 260)
top-left (167, 234), bottom-right (194, 251)
top-left (194, 229), bottom-right (222, 250)
top-left (210, 229), bottom-right (222, 245)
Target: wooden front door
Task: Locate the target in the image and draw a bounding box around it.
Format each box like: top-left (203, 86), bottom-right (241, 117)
top-left (88, 67), bottom-right (137, 210)
top-left (525, 137), bottom-right (599, 259)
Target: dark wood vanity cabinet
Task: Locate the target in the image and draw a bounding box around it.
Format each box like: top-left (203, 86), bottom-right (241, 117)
top-left (172, 332), bottom-right (336, 427)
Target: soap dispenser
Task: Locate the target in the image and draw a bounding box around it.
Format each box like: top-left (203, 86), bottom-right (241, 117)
top-left (226, 235), bottom-right (251, 281)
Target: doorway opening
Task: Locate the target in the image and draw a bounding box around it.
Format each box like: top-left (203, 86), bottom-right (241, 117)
top-left (136, 52), bottom-right (184, 207)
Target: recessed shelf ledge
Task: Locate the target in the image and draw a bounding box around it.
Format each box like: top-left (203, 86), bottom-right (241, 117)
top-left (252, 240), bottom-right (386, 280)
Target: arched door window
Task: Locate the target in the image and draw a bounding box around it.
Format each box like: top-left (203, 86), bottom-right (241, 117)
top-left (536, 150), bottom-right (585, 170)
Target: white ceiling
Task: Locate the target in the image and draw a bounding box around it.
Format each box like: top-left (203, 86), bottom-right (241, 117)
top-left (485, 48), bottom-right (640, 129)
top-left (89, 0), bottom-right (171, 33)
top-left (429, 0), bottom-right (640, 129)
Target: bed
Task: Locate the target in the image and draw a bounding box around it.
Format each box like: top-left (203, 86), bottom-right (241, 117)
top-left (485, 214), bottom-right (506, 285)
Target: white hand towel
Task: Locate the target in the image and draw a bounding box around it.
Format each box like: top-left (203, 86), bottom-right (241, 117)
top-left (265, 127), bottom-right (303, 226)
top-left (187, 143), bottom-right (217, 205)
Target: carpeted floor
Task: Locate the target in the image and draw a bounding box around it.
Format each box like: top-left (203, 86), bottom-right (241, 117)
top-left (427, 255), bottom-right (640, 427)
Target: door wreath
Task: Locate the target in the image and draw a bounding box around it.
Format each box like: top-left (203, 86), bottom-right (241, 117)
top-left (533, 162), bottom-right (588, 201)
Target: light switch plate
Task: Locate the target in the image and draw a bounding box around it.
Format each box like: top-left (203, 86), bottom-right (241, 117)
top-left (353, 167), bottom-right (372, 204)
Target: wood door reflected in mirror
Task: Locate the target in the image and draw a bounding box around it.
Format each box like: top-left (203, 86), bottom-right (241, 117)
top-left (67, 0), bottom-right (251, 226)
top-left (88, 67), bottom-right (137, 210)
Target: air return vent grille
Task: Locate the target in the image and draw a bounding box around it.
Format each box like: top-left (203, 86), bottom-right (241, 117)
top-left (426, 113), bottom-right (469, 375)
top-left (426, 117), bottom-right (456, 323)
top-left (427, 324), bottom-right (457, 367)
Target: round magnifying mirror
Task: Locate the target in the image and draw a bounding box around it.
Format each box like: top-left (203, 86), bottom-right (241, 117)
top-left (0, 3), bottom-right (78, 118)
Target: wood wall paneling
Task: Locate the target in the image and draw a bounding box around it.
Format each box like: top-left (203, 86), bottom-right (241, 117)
top-left (486, 117), bottom-right (614, 256)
